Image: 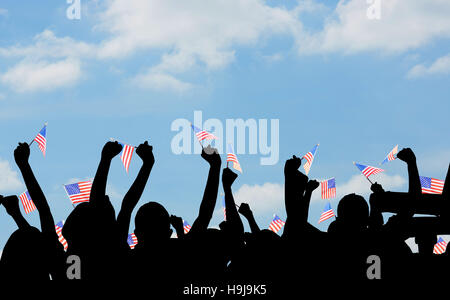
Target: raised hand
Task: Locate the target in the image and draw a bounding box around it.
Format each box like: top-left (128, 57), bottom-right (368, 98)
top-left (14, 142), bottom-right (30, 168)
top-left (101, 141), bottom-right (123, 160)
top-left (284, 155), bottom-right (302, 176)
top-left (1, 195), bottom-right (21, 217)
top-left (222, 167), bottom-right (238, 189)
top-left (201, 145), bottom-right (221, 168)
top-left (136, 141), bottom-right (155, 166)
top-left (306, 179), bottom-right (320, 192)
top-left (397, 148), bottom-right (416, 164)
top-left (371, 182), bottom-right (385, 194)
top-left (170, 215), bottom-right (184, 236)
top-left (238, 203), bottom-right (253, 219)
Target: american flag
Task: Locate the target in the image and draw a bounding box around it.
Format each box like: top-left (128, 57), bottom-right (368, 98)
top-left (227, 143), bottom-right (242, 173)
top-left (381, 145), bottom-right (398, 165)
top-left (420, 176), bottom-right (444, 194)
top-left (433, 237), bottom-right (447, 255)
top-left (321, 178), bottom-right (336, 199)
top-left (318, 202), bottom-right (335, 223)
top-left (268, 215), bottom-right (285, 233)
top-left (191, 124), bottom-right (218, 142)
top-left (63, 181), bottom-right (92, 204)
top-left (354, 163), bottom-right (384, 178)
top-left (55, 221), bottom-right (68, 251)
top-left (183, 220), bottom-right (191, 234)
top-left (19, 191), bottom-right (36, 214)
top-left (119, 142), bottom-right (134, 173)
top-left (302, 144), bottom-right (319, 175)
top-left (222, 197), bottom-right (226, 220)
top-left (127, 233), bottom-right (138, 249)
top-left (33, 123), bottom-right (47, 156)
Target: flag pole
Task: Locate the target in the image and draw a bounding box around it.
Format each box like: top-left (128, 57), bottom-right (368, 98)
top-left (353, 162), bottom-right (374, 185)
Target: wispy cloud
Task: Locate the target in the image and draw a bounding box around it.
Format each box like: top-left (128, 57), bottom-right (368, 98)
top-left (407, 53), bottom-right (450, 78)
top-left (1, 58), bottom-right (81, 93)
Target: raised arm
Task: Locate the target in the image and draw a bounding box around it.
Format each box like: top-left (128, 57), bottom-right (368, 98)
top-left (0, 195), bottom-right (31, 230)
top-left (282, 156), bottom-right (308, 238)
top-left (14, 143), bottom-right (55, 235)
top-left (301, 180), bottom-right (320, 223)
top-left (397, 148), bottom-right (421, 198)
top-left (117, 141), bottom-right (154, 242)
top-left (90, 141), bottom-right (123, 209)
top-left (190, 146), bottom-right (221, 234)
top-left (221, 167), bottom-right (244, 235)
top-left (238, 203), bottom-right (260, 234)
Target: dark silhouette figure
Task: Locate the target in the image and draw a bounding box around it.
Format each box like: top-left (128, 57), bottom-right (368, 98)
top-left (1, 137), bottom-right (449, 292)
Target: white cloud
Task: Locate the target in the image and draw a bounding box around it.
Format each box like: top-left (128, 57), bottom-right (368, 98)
top-left (131, 71), bottom-right (193, 93)
top-left (297, 0), bottom-right (450, 55)
top-left (2, 1), bottom-right (450, 92)
top-left (234, 182), bottom-right (284, 216)
top-left (0, 159), bottom-right (23, 193)
top-left (1, 58), bottom-right (81, 93)
top-left (0, 8), bottom-right (8, 17)
top-left (0, 30), bottom-right (95, 59)
top-left (407, 53), bottom-right (450, 78)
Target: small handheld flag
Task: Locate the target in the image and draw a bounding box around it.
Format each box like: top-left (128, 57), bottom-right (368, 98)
top-left (227, 143), bottom-right (242, 173)
top-left (433, 237), bottom-right (447, 254)
top-left (381, 145), bottom-right (398, 165)
top-left (353, 162), bottom-right (384, 184)
top-left (183, 220), bottom-right (192, 234)
top-left (127, 233), bottom-right (138, 249)
top-left (420, 176), bottom-right (444, 194)
top-left (19, 191), bottom-right (36, 214)
top-left (318, 202), bottom-right (335, 224)
top-left (55, 221), bottom-right (68, 251)
top-left (268, 214), bottom-right (286, 233)
top-left (31, 123), bottom-right (47, 157)
top-left (222, 197), bottom-right (227, 220)
top-left (119, 143), bottom-right (134, 173)
top-left (321, 178), bottom-right (336, 199)
top-left (63, 181), bottom-right (92, 205)
top-left (302, 144), bottom-right (319, 175)
top-left (191, 124), bottom-right (218, 144)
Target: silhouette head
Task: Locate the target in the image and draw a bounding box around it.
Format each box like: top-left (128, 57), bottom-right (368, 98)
top-left (336, 193), bottom-right (369, 231)
top-left (134, 202), bottom-right (172, 244)
top-left (62, 202), bottom-right (95, 253)
top-left (0, 227), bottom-right (48, 280)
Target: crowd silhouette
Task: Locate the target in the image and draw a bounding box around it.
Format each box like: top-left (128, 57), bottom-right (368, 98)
top-left (0, 140), bottom-right (449, 292)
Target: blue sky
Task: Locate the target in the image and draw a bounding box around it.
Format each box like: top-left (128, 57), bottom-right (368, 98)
top-left (0, 0), bottom-right (449, 250)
